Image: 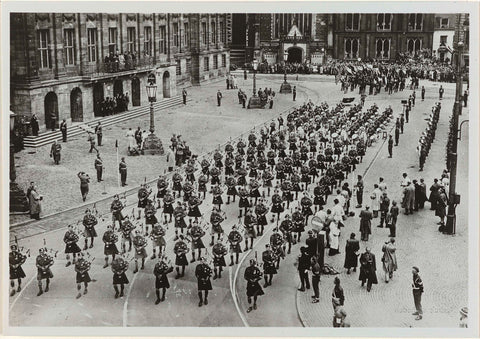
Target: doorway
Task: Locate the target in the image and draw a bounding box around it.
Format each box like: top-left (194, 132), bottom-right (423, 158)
top-left (131, 77), bottom-right (141, 106)
top-left (44, 92), bottom-right (59, 130)
top-left (287, 47), bottom-right (303, 63)
top-left (93, 82), bottom-right (104, 117)
top-left (113, 79), bottom-right (123, 97)
top-left (70, 88), bottom-right (84, 122)
top-left (162, 71), bottom-right (171, 98)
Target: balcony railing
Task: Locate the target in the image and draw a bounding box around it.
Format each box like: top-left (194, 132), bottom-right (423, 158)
top-left (82, 56), bottom-right (157, 77)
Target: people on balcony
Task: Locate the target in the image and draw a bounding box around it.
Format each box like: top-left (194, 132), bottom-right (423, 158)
top-left (104, 51), bottom-right (137, 73)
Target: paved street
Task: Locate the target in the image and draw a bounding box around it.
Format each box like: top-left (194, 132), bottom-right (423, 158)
top-left (9, 75), bottom-right (468, 329)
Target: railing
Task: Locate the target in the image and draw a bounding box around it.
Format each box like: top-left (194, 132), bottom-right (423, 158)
top-left (82, 56), bottom-right (157, 76)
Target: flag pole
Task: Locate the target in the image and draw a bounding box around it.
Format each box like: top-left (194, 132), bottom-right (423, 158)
top-left (116, 139), bottom-right (120, 188)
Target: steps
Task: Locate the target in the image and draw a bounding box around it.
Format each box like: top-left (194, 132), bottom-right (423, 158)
top-left (23, 96), bottom-right (189, 148)
top-left (230, 48), bottom-right (246, 67)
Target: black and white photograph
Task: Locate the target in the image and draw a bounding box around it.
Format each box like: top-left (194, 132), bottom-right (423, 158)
top-left (2, 1), bottom-right (479, 337)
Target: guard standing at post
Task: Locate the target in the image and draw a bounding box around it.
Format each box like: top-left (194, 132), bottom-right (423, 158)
top-left (94, 154), bottom-right (104, 182)
top-left (388, 135), bottom-right (394, 158)
top-left (119, 157), bottom-right (128, 186)
top-left (95, 122), bottom-right (103, 146)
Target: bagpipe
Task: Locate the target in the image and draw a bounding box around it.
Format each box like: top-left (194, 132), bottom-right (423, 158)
top-left (211, 185), bottom-right (223, 197)
top-left (210, 166), bottom-right (221, 177)
top-left (185, 164), bottom-right (196, 177)
top-left (262, 169), bottom-right (274, 182)
top-left (83, 211), bottom-right (98, 229)
top-left (198, 174), bottom-right (209, 185)
top-left (212, 241), bottom-right (228, 257)
top-left (120, 217), bottom-right (137, 235)
top-left (111, 197), bottom-right (125, 214)
top-left (145, 201), bottom-right (157, 218)
top-left (237, 139), bottom-right (246, 150)
top-left (111, 256), bottom-right (129, 275)
top-left (281, 180), bottom-right (293, 192)
top-left (173, 203), bottom-right (187, 219)
top-left (267, 150), bottom-right (276, 160)
top-left (225, 176), bottom-right (237, 188)
top-left (172, 172), bottom-right (183, 184)
top-left (224, 143), bottom-right (234, 154)
top-left (150, 224), bottom-right (167, 240)
top-left (225, 156), bottom-right (235, 168)
top-left (173, 239), bottom-right (190, 255)
top-left (270, 231), bottom-right (285, 248)
top-left (39, 239), bottom-right (57, 265)
top-left (12, 236), bottom-right (30, 263)
top-left (255, 202), bottom-right (269, 216)
top-left (249, 179), bottom-right (260, 191)
top-left (188, 194), bottom-right (202, 208)
top-left (64, 226), bottom-right (81, 243)
top-left (236, 167), bottom-right (248, 178)
top-left (157, 175), bottom-right (168, 190)
top-left (301, 195), bottom-right (313, 208)
top-left (213, 150), bottom-right (223, 162)
top-left (103, 230), bottom-right (119, 244)
top-left (228, 228), bottom-right (244, 245)
top-left (138, 183), bottom-right (153, 201)
top-left (183, 181), bottom-right (195, 195)
top-left (75, 252), bottom-right (94, 274)
top-left (163, 192), bottom-right (175, 205)
top-left (154, 256), bottom-right (174, 275)
top-left (196, 261), bottom-right (213, 280)
top-left (188, 223), bottom-right (206, 241)
top-left (246, 263), bottom-right (263, 282)
top-left (201, 158), bottom-right (211, 169)
top-left (262, 249), bottom-right (279, 266)
top-left (210, 209), bottom-right (225, 225)
top-left (132, 233), bottom-right (148, 249)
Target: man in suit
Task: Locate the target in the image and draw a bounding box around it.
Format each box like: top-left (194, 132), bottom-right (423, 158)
top-left (359, 247), bottom-right (377, 292)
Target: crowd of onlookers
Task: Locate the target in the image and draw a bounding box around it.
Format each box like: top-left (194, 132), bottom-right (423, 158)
top-left (104, 51), bottom-right (138, 72)
top-left (95, 93), bottom-right (130, 117)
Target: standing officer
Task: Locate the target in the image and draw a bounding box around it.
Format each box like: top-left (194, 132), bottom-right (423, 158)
top-left (388, 135), bottom-right (394, 158)
top-left (405, 106), bottom-right (410, 123)
top-left (439, 85), bottom-right (444, 100)
top-left (293, 86), bottom-right (297, 101)
top-left (217, 90), bottom-right (223, 106)
top-left (400, 114), bottom-right (405, 134)
top-left (297, 246), bottom-right (311, 292)
top-left (88, 132), bottom-right (98, 153)
top-left (421, 86), bottom-right (425, 101)
top-left (354, 175), bottom-right (364, 208)
top-left (94, 154), bottom-right (104, 182)
top-left (394, 125), bottom-right (400, 146)
top-left (412, 266), bottom-right (424, 320)
top-left (95, 122), bottom-right (103, 146)
top-left (60, 119), bottom-right (67, 142)
top-left (182, 88), bottom-right (188, 105)
top-left (195, 257), bottom-right (213, 307)
top-left (119, 157), bottom-right (128, 186)
top-left (244, 259), bottom-right (264, 312)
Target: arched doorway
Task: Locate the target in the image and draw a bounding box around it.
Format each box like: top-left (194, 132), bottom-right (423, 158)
top-left (113, 79), bottom-right (123, 97)
top-left (131, 77), bottom-right (141, 106)
top-left (44, 92), bottom-right (58, 130)
top-left (93, 82), bottom-right (104, 117)
top-left (70, 88), bottom-right (83, 122)
top-left (162, 71), bottom-right (171, 98)
top-left (287, 47), bottom-right (303, 63)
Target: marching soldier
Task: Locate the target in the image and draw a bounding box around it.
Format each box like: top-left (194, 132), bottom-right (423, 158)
top-left (172, 171), bottom-right (183, 198)
top-left (111, 194), bottom-right (124, 230)
top-left (150, 223), bottom-right (166, 259)
top-left (102, 225), bottom-right (119, 268)
top-left (225, 176), bottom-right (238, 205)
top-left (210, 206), bottom-right (225, 246)
top-left (262, 244), bottom-right (277, 288)
top-left (111, 256), bottom-right (129, 298)
top-left (188, 194), bottom-right (203, 225)
top-left (137, 183), bottom-right (151, 220)
top-left (120, 216), bottom-right (135, 253)
top-left (195, 257), bottom-right (213, 307)
top-left (154, 256), bottom-right (174, 304)
top-left (132, 231), bottom-right (148, 273)
top-left (244, 209), bottom-right (257, 251)
top-left (64, 224), bottom-right (81, 267)
top-left (36, 248), bottom-right (54, 296)
top-left (162, 190), bottom-right (175, 224)
top-left (212, 240), bottom-right (227, 279)
top-left (94, 154), bottom-right (104, 182)
top-left (173, 201), bottom-right (188, 240)
top-left (74, 253), bottom-right (92, 299)
top-left (255, 198), bottom-right (269, 236)
top-left (188, 221), bottom-right (206, 263)
top-left (173, 235), bottom-right (189, 278)
top-left (244, 259), bottom-right (264, 312)
top-left (271, 189), bottom-right (284, 224)
top-left (228, 225), bottom-right (243, 265)
top-left (144, 200), bottom-right (157, 236)
top-left (82, 208), bottom-right (98, 249)
top-left (279, 214), bottom-right (294, 254)
top-left (9, 244), bottom-right (27, 296)
top-left (156, 175), bottom-right (168, 206)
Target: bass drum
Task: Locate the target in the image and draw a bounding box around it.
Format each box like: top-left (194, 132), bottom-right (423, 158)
top-left (309, 216), bottom-right (323, 233)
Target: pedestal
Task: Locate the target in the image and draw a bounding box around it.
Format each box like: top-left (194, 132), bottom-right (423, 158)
top-left (247, 95), bottom-right (263, 109)
top-left (279, 81), bottom-right (292, 94)
top-left (10, 182), bottom-right (29, 213)
top-left (143, 133), bottom-right (165, 155)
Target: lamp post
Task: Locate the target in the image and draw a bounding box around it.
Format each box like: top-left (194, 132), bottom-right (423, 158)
top-left (248, 59), bottom-right (263, 109)
top-left (142, 81), bottom-right (165, 155)
top-left (280, 51), bottom-right (292, 93)
top-left (321, 47), bottom-right (325, 65)
top-left (9, 112), bottom-right (29, 213)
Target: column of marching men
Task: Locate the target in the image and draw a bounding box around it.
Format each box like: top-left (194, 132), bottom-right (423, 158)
top-left (11, 97), bottom-right (414, 312)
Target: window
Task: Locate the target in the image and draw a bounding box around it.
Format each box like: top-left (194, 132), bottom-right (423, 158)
top-left (407, 38), bottom-right (422, 54)
top-left (127, 27), bottom-right (136, 53)
top-left (440, 18), bottom-right (449, 28)
top-left (144, 27), bottom-right (152, 56)
top-left (108, 28), bottom-right (117, 54)
top-left (176, 60), bottom-right (181, 75)
top-left (345, 14), bottom-right (360, 31)
top-left (159, 25), bottom-right (166, 54)
top-left (183, 22), bottom-right (189, 47)
top-left (377, 13), bottom-right (392, 31)
top-left (344, 38), bottom-right (359, 59)
top-left (64, 29), bottom-right (75, 65)
top-left (220, 21), bottom-right (225, 43)
top-left (204, 56), bottom-right (209, 71)
top-left (213, 55), bottom-right (218, 69)
top-left (440, 35), bottom-right (447, 46)
top-left (222, 54), bottom-right (226, 67)
top-left (172, 23), bottom-right (179, 47)
top-left (87, 28), bottom-right (97, 62)
top-left (211, 21), bottom-right (216, 44)
top-left (201, 22), bottom-right (207, 45)
top-left (408, 14), bottom-right (423, 31)
top-left (375, 38), bottom-right (391, 59)
top-left (37, 30), bottom-right (50, 68)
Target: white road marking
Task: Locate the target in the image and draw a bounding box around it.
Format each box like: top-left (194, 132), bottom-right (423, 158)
top-left (9, 275), bottom-right (36, 313)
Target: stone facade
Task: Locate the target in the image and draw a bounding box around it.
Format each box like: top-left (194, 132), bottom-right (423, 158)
top-left (10, 13), bottom-right (230, 132)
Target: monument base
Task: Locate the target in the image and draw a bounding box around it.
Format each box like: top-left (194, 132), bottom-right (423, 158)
top-left (10, 182), bottom-right (29, 213)
top-left (279, 82), bottom-right (292, 93)
top-left (248, 95), bottom-right (263, 109)
top-left (143, 133), bottom-right (165, 155)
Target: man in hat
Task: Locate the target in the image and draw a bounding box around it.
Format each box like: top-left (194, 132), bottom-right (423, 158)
top-left (119, 157), bottom-right (128, 186)
top-left (94, 153), bottom-right (104, 182)
top-left (359, 206), bottom-right (372, 241)
top-left (359, 247), bottom-right (377, 292)
top-left (195, 257), bottom-right (213, 307)
top-left (297, 246), bottom-right (311, 292)
top-left (381, 238), bottom-right (397, 282)
top-left (412, 266), bottom-right (423, 320)
top-left (378, 192), bottom-right (390, 228)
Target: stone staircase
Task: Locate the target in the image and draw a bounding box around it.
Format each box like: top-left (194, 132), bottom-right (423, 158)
top-left (23, 95), bottom-right (189, 148)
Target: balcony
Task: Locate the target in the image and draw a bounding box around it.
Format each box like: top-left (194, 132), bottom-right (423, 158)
top-left (82, 56), bottom-right (163, 79)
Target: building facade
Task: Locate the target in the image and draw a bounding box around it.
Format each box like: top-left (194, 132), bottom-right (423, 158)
top-left (10, 13), bottom-right (230, 131)
top-left (433, 14), bottom-right (457, 62)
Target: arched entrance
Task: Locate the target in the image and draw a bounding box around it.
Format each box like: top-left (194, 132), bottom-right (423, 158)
top-left (162, 71), bottom-right (171, 98)
top-left (131, 77), bottom-right (141, 106)
top-left (44, 92), bottom-right (59, 130)
top-left (113, 79), bottom-right (123, 97)
top-left (287, 47), bottom-right (303, 63)
top-left (93, 82), bottom-right (104, 117)
top-left (70, 88), bottom-right (83, 122)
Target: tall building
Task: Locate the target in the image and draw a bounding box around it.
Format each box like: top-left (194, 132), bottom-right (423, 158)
top-left (433, 14), bottom-right (457, 62)
top-left (10, 13), bottom-right (230, 131)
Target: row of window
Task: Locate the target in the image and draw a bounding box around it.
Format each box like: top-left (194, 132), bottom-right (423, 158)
top-left (37, 22), bottom-right (226, 68)
top-left (345, 13), bottom-right (425, 31)
top-left (344, 37), bottom-right (423, 59)
top-left (175, 54), bottom-right (226, 75)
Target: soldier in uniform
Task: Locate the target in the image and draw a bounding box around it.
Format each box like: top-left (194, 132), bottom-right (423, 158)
top-left (119, 157), bottom-right (128, 186)
top-left (9, 245), bottom-right (27, 296)
top-left (156, 175), bottom-right (168, 206)
top-left (82, 208), bottom-right (98, 249)
top-left (225, 176), bottom-right (238, 204)
top-left (271, 189), bottom-right (285, 224)
top-left (279, 214), bottom-right (294, 254)
top-left (244, 259), bottom-right (264, 312)
top-left (188, 221), bottom-right (206, 263)
top-left (359, 247), bottom-right (378, 292)
top-left (412, 266), bottom-right (424, 320)
top-left (50, 140), bottom-right (62, 165)
top-left (111, 194), bottom-right (124, 230)
top-left (153, 256), bottom-right (174, 304)
top-left (95, 122), bottom-right (103, 146)
top-left (111, 256), bottom-right (129, 298)
top-left (144, 200), bottom-right (157, 236)
top-left (173, 202), bottom-right (188, 240)
top-left (255, 198), bottom-right (269, 236)
top-left (388, 135), bottom-right (394, 158)
top-left (102, 225), bottom-right (119, 268)
top-left (64, 224), bottom-right (81, 267)
top-left (262, 244), bottom-right (277, 288)
top-left (77, 171), bottom-right (90, 202)
top-left (137, 183), bottom-right (151, 220)
top-left (120, 216), bottom-right (135, 253)
top-left (217, 90), bottom-right (223, 106)
top-left (132, 231), bottom-right (148, 273)
top-left (195, 257), bottom-right (213, 307)
top-left (212, 240), bottom-right (227, 279)
top-left (174, 235), bottom-right (189, 278)
top-left (210, 206), bottom-right (225, 246)
top-left (150, 223), bottom-right (166, 259)
top-left (228, 225), bottom-right (243, 265)
top-left (74, 253), bottom-right (92, 299)
top-left (36, 248), bottom-right (54, 296)
top-left (60, 119), bottom-right (67, 142)
top-left (163, 190), bottom-right (175, 224)
top-left (94, 154), bottom-right (104, 182)
top-left (243, 209), bottom-right (257, 251)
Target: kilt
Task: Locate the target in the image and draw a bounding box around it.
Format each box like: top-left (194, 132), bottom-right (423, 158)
top-left (258, 162), bottom-right (267, 171)
top-left (215, 160), bottom-right (223, 168)
top-left (310, 145), bottom-right (317, 153)
top-left (250, 189), bottom-right (261, 198)
top-left (271, 203), bottom-right (284, 214)
top-left (155, 275), bottom-right (170, 289)
top-left (65, 242), bottom-right (82, 254)
top-left (301, 175), bottom-right (310, 184)
top-left (211, 176), bottom-right (221, 185)
top-left (76, 272), bottom-right (92, 284)
top-left (163, 203), bottom-right (174, 214)
top-left (198, 183), bottom-right (207, 192)
top-left (213, 196), bottom-right (224, 205)
top-left (202, 167), bottom-right (210, 175)
top-left (146, 214), bottom-right (158, 225)
top-left (173, 182), bottom-right (182, 192)
top-left (227, 186), bottom-right (238, 196)
top-left (292, 183), bottom-right (302, 192)
top-left (134, 247), bottom-right (148, 259)
top-left (156, 189), bottom-right (166, 198)
top-left (239, 197), bottom-right (250, 209)
top-left (314, 196), bottom-right (325, 206)
top-left (257, 215), bottom-right (268, 226)
top-left (293, 222), bottom-right (305, 233)
top-left (197, 278), bottom-right (213, 291)
top-left (289, 143), bottom-right (297, 151)
top-left (267, 158), bottom-right (276, 166)
top-left (263, 179), bottom-right (273, 188)
top-left (283, 192), bottom-right (293, 202)
top-left (212, 223), bottom-right (224, 234)
top-left (248, 169), bottom-right (258, 178)
top-left (153, 236), bottom-right (166, 248)
top-left (37, 268), bottom-right (53, 280)
top-left (112, 212), bottom-right (123, 222)
top-left (175, 254), bottom-right (188, 266)
top-left (302, 207), bottom-right (313, 216)
top-left (138, 199), bottom-right (148, 208)
top-left (188, 206), bottom-right (202, 218)
top-left (175, 218), bottom-right (187, 229)
top-left (104, 243), bottom-right (119, 256)
top-left (229, 243), bottom-right (242, 254)
top-left (263, 263), bottom-right (277, 275)
top-left (213, 256), bottom-right (226, 267)
top-left (278, 150), bottom-right (287, 158)
top-left (237, 176), bottom-right (247, 186)
top-left (246, 281), bottom-right (264, 297)
top-left (113, 272), bottom-right (129, 285)
top-left (192, 238), bottom-right (205, 250)
top-left (85, 226), bottom-right (98, 238)
top-left (10, 266), bottom-right (26, 279)
top-left (276, 172), bottom-right (286, 180)
top-left (225, 166), bottom-right (234, 176)
top-left (245, 228), bottom-right (257, 239)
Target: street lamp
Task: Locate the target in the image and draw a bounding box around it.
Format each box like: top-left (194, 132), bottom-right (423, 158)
top-left (280, 50), bottom-right (292, 93)
top-left (248, 59), bottom-right (263, 109)
top-left (9, 112), bottom-right (29, 212)
top-left (142, 81), bottom-right (165, 155)
top-left (321, 47), bottom-right (325, 65)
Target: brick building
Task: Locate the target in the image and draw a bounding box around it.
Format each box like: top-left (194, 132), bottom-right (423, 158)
top-left (332, 13), bottom-right (435, 60)
top-left (10, 13), bottom-right (230, 131)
